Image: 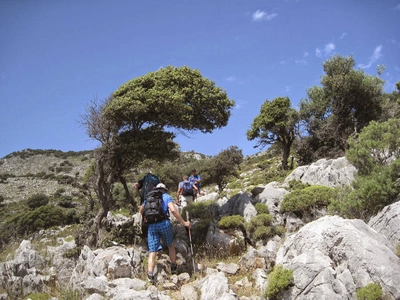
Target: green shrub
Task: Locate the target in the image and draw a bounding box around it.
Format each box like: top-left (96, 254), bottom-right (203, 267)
top-left (281, 185), bottom-right (338, 218)
top-left (27, 194), bottom-right (50, 210)
top-left (23, 293), bottom-right (51, 300)
top-left (328, 162), bottom-right (400, 219)
top-left (396, 243), bottom-right (400, 257)
top-left (245, 213), bottom-right (274, 241)
top-left (286, 179), bottom-right (310, 191)
top-left (356, 283), bottom-right (383, 300)
top-left (253, 226), bottom-right (273, 240)
top-left (182, 200), bottom-right (214, 219)
top-left (264, 265), bottom-right (293, 299)
top-left (255, 203), bottom-right (269, 215)
top-left (218, 215), bottom-right (245, 229)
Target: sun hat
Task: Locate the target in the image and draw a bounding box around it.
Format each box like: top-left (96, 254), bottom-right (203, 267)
top-left (154, 183), bottom-right (168, 191)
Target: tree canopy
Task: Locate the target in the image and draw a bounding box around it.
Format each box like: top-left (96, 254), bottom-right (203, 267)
top-left (247, 97), bottom-right (299, 169)
top-left (81, 66), bottom-right (235, 246)
top-left (297, 55), bottom-right (385, 164)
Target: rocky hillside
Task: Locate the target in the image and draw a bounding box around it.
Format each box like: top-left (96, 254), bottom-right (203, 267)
top-left (0, 149), bottom-right (93, 203)
top-left (0, 150), bottom-right (400, 300)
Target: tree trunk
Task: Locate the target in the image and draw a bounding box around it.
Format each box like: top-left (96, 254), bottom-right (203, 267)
top-left (120, 176), bottom-right (137, 211)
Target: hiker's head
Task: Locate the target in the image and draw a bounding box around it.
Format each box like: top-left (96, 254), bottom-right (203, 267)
top-left (191, 169), bottom-right (197, 175)
top-left (154, 183), bottom-right (168, 192)
top-left (183, 175), bottom-right (189, 181)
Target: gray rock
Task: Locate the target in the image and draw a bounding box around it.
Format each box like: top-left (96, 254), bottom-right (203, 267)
top-left (276, 216), bottom-right (400, 299)
top-left (284, 157), bottom-right (356, 188)
top-left (368, 200), bottom-right (400, 249)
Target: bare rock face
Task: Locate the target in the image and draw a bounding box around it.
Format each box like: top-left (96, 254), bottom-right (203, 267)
top-left (276, 216), bottom-right (400, 300)
top-left (284, 157), bottom-right (356, 188)
top-left (368, 200), bottom-right (400, 249)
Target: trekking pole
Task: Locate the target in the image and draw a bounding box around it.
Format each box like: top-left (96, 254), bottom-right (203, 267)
top-left (186, 211), bottom-right (196, 275)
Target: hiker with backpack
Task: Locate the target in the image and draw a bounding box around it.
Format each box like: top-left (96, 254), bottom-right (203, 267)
top-left (177, 175), bottom-right (198, 208)
top-left (134, 172), bottom-right (161, 205)
top-left (139, 183), bottom-right (191, 283)
top-left (188, 169), bottom-right (202, 199)
top-left (134, 172), bottom-right (161, 238)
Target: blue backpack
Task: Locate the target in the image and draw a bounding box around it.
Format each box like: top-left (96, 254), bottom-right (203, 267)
top-left (141, 173), bottom-right (160, 202)
top-left (182, 181), bottom-right (194, 196)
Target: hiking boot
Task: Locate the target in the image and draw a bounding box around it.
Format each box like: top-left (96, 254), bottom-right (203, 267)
top-left (171, 263), bottom-right (178, 275)
top-left (147, 274), bottom-right (155, 284)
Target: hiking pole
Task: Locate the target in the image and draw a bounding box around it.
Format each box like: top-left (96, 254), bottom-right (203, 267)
top-left (186, 211), bottom-right (196, 275)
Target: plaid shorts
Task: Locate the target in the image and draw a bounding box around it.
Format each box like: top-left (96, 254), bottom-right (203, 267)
top-left (147, 219), bottom-right (174, 253)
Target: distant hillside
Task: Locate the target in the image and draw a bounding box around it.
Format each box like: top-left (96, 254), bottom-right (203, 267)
top-left (0, 149), bottom-right (94, 203)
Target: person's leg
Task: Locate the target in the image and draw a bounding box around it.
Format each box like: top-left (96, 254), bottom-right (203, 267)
top-left (160, 220), bottom-right (178, 274)
top-left (148, 251), bottom-right (157, 273)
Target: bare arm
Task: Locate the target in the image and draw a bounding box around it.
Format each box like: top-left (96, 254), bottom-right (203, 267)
top-left (168, 202), bottom-right (190, 228)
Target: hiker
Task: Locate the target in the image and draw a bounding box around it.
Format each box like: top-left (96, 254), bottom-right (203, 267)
top-left (134, 172), bottom-right (160, 237)
top-left (188, 169), bottom-right (202, 199)
top-left (134, 172), bottom-right (160, 205)
top-left (177, 175), bottom-right (198, 208)
top-left (139, 183), bottom-right (191, 283)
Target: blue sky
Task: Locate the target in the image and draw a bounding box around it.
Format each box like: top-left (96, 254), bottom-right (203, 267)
top-left (1, 0), bottom-right (399, 159)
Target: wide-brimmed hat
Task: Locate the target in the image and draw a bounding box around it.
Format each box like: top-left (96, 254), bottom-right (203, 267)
top-left (154, 183), bottom-right (168, 191)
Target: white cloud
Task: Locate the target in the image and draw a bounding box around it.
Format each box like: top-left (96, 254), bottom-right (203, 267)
top-left (252, 10), bottom-right (277, 21)
top-left (303, 52), bottom-right (309, 57)
top-left (358, 45), bottom-right (383, 69)
top-left (325, 43), bottom-right (335, 55)
top-left (391, 38), bottom-right (400, 47)
top-left (315, 48), bottom-right (322, 57)
top-left (285, 85), bottom-right (291, 92)
top-left (339, 32), bottom-right (347, 39)
top-left (225, 76), bottom-right (236, 82)
top-left (315, 43), bottom-right (336, 58)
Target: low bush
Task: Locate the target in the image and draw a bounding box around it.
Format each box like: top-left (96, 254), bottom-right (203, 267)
top-left (254, 203), bottom-right (269, 215)
top-left (27, 193), bottom-right (49, 210)
top-left (356, 283), bottom-right (383, 300)
top-left (281, 185), bottom-right (338, 218)
top-left (218, 215), bottom-right (245, 229)
top-left (264, 265), bottom-right (293, 299)
top-left (245, 213), bottom-right (274, 241)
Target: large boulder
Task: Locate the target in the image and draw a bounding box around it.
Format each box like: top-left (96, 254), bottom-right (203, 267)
top-left (284, 157), bottom-right (356, 188)
top-left (276, 216), bottom-right (400, 299)
top-left (219, 192), bottom-right (257, 222)
top-left (368, 200), bottom-right (400, 249)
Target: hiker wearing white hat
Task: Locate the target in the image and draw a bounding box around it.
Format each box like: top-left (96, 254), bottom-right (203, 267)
top-left (139, 182), bottom-right (190, 283)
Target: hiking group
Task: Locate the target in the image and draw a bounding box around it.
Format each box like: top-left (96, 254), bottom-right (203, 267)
top-left (134, 171), bottom-right (201, 283)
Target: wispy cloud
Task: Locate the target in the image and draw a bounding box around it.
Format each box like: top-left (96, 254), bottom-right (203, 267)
top-left (295, 59), bottom-right (307, 65)
top-left (303, 52), bottom-right (309, 57)
top-left (252, 10), bottom-right (278, 21)
top-left (225, 76), bottom-right (236, 82)
top-left (391, 38), bottom-right (400, 47)
top-left (285, 85), bottom-right (291, 92)
top-left (339, 32), bottom-right (347, 39)
top-left (395, 4), bottom-right (400, 10)
top-left (358, 45), bottom-right (383, 69)
top-left (315, 43), bottom-right (336, 57)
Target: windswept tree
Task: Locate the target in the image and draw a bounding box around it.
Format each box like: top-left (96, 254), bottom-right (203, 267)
top-left (247, 97), bottom-right (299, 170)
top-left (298, 55), bottom-right (384, 163)
top-left (201, 146), bottom-right (243, 191)
top-left (81, 66), bottom-right (234, 246)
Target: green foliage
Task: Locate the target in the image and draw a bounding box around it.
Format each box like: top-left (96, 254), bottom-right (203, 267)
top-left (264, 265), bottom-right (293, 299)
top-left (332, 119), bottom-right (400, 219)
top-left (245, 213), bottom-right (275, 241)
top-left (201, 146), bottom-right (243, 191)
top-left (247, 97), bottom-right (299, 170)
top-left (396, 243), bottom-right (400, 257)
top-left (281, 185), bottom-right (338, 218)
top-left (356, 283), bottom-right (383, 300)
top-left (329, 162), bottom-right (400, 219)
top-left (286, 179), bottom-right (310, 191)
top-left (218, 215), bottom-right (245, 229)
top-left (347, 119), bottom-right (400, 176)
top-left (27, 193), bottom-right (50, 210)
top-left (254, 203), bottom-right (269, 215)
top-left (23, 293), bottom-right (51, 300)
top-left (297, 55), bottom-right (384, 164)
top-left (0, 194), bottom-right (4, 204)
top-left (182, 200), bottom-right (214, 219)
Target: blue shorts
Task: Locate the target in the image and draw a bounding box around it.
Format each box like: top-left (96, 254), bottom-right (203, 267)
top-left (147, 219), bottom-right (174, 253)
